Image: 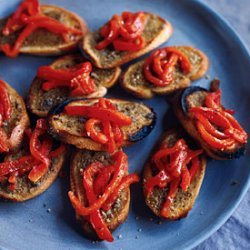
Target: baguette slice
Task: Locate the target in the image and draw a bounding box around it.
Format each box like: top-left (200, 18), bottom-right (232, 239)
top-left (70, 149), bottom-right (130, 240)
top-left (172, 86), bottom-right (246, 160)
top-left (82, 12), bottom-right (173, 68)
top-left (47, 98), bottom-right (156, 151)
top-left (0, 80), bottom-right (29, 152)
top-left (143, 129), bottom-right (206, 220)
top-left (27, 55), bottom-right (121, 117)
top-left (121, 46), bottom-right (209, 99)
top-left (0, 5), bottom-right (88, 56)
top-left (0, 144), bottom-right (67, 202)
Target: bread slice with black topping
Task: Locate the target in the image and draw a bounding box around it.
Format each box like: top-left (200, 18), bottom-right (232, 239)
top-left (0, 5), bottom-right (88, 56)
top-left (82, 12), bottom-right (173, 68)
top-left (47, 98), bottom-right (156, 151)
top-left (27, 55), bottom-right (121, 117)
top-left (143, 129), bottom-right (206, 220)
top-left (70, 149), bottom-right (130, 240)
top-left (0, 80), bottom-right (29, 153)
top-left (121, 46), bottom-right (209, 99)
top-left (172, 86), bottom-right (247, 160)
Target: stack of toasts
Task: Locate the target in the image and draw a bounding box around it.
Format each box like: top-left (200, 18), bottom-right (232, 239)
top-left (0, 0), bottom-right (247, 243)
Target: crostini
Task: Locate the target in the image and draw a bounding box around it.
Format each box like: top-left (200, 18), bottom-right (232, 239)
top-left (82, 11), bottom-right (173, 68)
top-left (0, 0), bottom-right (87, 57)
top-left (69, 149), bottom-right (139, 241)
top-left (28, 55), bottom-right (121, 117)
top-left (0, 79), bottom-right (29, 153)
top-left (0, 119), bottom-right (67, 201)
top-left (173, 81), bottom-right (248, 160)
top-left (47, 98), bottom-right (156, 153)
top-left (143, 129), bottom-right (206, 220)
top-left (121, 46), bottom-right (209, 99)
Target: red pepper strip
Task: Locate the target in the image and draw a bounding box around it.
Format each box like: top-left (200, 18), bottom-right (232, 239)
top-left (196, 121), bottom-right (235, 149)
top-left (49, 143), bottom-right (66, 158)
top-left (0, 80), bottom-right (12, 120)
top-left (112, 123), bottom-right (124, 147)
top-left (85, 119), bottom-right (108, 144)
top-left (68, 150), bottom-right (127, 216)
top-left (189, 157), bottom-right (201, 183)
top-left (0, 103), bottom-right (3, 126)
top-left (102, 174), bottom-right (139, 211)
top-left (102, 120), bottom-right (116, 154)
top-left (160, 178), bottom-right (181, 218)
top-left (65, 105), bottom-right (132, 126)
top-left (0, 129), bottom-right (9, 153)
top-left (144, 169), bottom-right (171, 197)
top-left (222, 111), bottom-right (248, 143)
top-left (82, 162), bottom-right (114, 242)
top-left (113, 36), bottom-right (144, 51)
top-left (93, 165), bottom-right (115, 196)
top-left (180, 166), bottom-right (191, 192)
top-left (0, 155), bottom-right (34, 177)
top-left (2, 0), bottom-right (39, 36)
top-left (42, 80), bottom-right (69, 91)
top-left (169, 148), bottom-right (188, 178)
top-left (1, 16), bottom-right (82, 58)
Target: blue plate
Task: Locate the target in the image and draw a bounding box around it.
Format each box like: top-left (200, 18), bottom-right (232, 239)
top-left (0, 0), bottom-right (249, 249)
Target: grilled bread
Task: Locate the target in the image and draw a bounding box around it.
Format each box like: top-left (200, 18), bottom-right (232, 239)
top-left (172, 86), bottom-right (247, 160)
top-left (82, 12), bottom-right (173, 68)
top-left (47, 98), bottom-right (156, 151)
top-left (28, 55), bottom-right (121, 117)
top-left (143, 129), bottom-right (206, 220)
top-left (121, 46), bottom-right (209, 99)
top-left (0, 5), bottom-right (88, 56)
top-left (0, 80), bottom-right (29, 153)
top-left (70, 149), bottom-right (130, 240)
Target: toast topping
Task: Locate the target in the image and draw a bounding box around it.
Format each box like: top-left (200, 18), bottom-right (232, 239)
top-left (0, 80), bottom-right (12, 152)
top-left (68, 150), bottom-right (139, 241)
top-left (65, 98), bottom-right (132, 153)
top-left (38, 61), bottom-right (96, 96)
top-left (96, 12), bottom-right (146, 51)
top-left (1, 0), bottom-right (82, 57)
top-left (144, 47), bottom-right (191, 87)
top-left (189, 86), bottom-right (247, 150)
top-left (144, 139), bottom-right (203, 218)
top-left (0, 119), bottom-right (66, 190)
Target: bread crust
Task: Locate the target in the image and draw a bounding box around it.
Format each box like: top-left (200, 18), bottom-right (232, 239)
top-left (0, 5), bottom-right (88, 56)
top-left (143, 129), bottom-right (206, 220)
top-left (121, 46), bottom-right (209, 99)
top-left (27, 54), bottom-right (121, 117)
top-left (82, 13), bottom-right (173, 68)
top-left (70, 149), bottom-right (130, 240)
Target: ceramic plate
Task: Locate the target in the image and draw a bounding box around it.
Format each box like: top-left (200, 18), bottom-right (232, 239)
top-left (0, 0), bottom-right (249, 249)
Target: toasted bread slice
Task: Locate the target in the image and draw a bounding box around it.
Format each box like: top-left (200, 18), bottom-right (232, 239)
top-left (82, 12), bottom-right (173, 68)
top-left (47, 98), bottom-right (156, 151)
top-left (0, 145), bottom-right (67, 202)
top-left (27, 55), bottom-right (121, 117)
top-left (121, 46), bottom-right (209, 99)
top-left (0, 80), bottom-right (29, 152)
top-left (172, 86), bottom-right (246, 160)
top-left (143, 129), bottom-right (206, 220)
top-left (70, 149), bottom-right (130, 240)
top-left (0, 5), bottom-right (88, 56)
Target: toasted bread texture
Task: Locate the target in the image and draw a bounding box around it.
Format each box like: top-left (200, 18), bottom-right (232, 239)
top-left (47, 98), bottom-right (156, 151)
top-left (121, 46), bottom-right (209, 99)
top-left (82, 12), bottom-right (173, 68)
top-left (0, 5), bottom-right (88, 56)
top-left (70, 149), bottom-right (130, 240)
top-left (0, 80), bottom-right (30, 152)
top-left (0, 146), bottom-right (67, 202)
top-left (172, 87), bottom-right (246, 160)
top-left (143, 129), bottom-right (206, 220)
top-left (27, 55), bottom-right (121, 117)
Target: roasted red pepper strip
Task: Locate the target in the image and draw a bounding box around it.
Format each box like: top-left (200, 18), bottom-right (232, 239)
top-left (0, 80), bottom-right (12, 121)
top-left (85, 119), bottom-right (108, 144)
top-left (96, 12), bottom-right (146, 51)
top-left (68, 151), bottom-right (127, 216)
top-left (65, 104), bottom-right (132, 126)
top-left (143, 47), bottom-right (191, 87)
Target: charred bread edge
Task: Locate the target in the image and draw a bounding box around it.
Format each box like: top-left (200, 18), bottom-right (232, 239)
top-left (47, 97), bottom-right (157, 143)
top-left (177, 86), bottom-right (246, 160)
